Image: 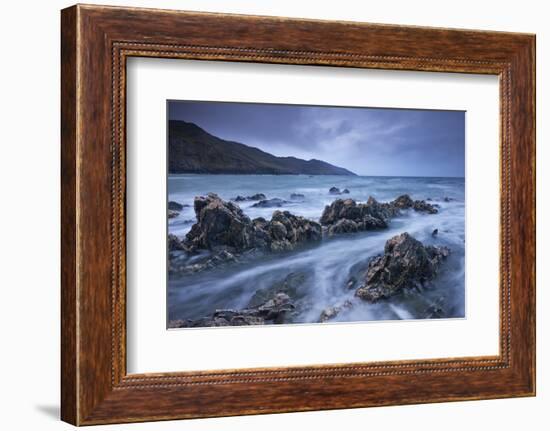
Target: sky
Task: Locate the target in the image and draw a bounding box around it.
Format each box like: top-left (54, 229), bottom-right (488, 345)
top-left (168, 101), bottom-right (465, 177)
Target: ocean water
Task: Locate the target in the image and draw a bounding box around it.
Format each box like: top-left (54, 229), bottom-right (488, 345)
top-left (167, 174), bottom-right (465, 325)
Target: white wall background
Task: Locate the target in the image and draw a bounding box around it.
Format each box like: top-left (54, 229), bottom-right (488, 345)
top-left (0, 0), bottom-right (546, 429)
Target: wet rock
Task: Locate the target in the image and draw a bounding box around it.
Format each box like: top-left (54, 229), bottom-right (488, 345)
top-left (168, 200), bottom-right (185, 211)
top-left (169, 246), bottom-right (239, 274)
top-left (268, 211), bottom-right (322, 252)
top-left (290, 193), bottom-right (305, 200)
top-left (248, 272), bottom-right (307, 308)
top-left (168, 234), bottom-right (186, 251)
top-left (355, 232), bottom-right (450, 302)
top-left (413, 200), bottom-right (438, 214)
top-left (183, 194), bottom-right (322, 258)
top-left (327, 218), bottom-right (359, 236)
top-left (391, 194), bottom-right (438, 214)
top-left (422, 297), bottom-right (447, 319)
top-left (432, 228), bottom-right (439, 237)
top-left (319, 300), bottom-right (354, 323)
top-left (346, 276), bottom-right (357, 290)
top-left (443, 197), bottom-right (454, 202)
top-left (320, 198), bottom-right (389, 235)
top-left (252, 198), bottom-right (288, 208)
top-left (185, 193), bottom-right (259, 251)
top-left (168, 210), bottom-right (180, 219)
top-left (172, 292), bottom-right (295, 328)
top-left (329, 186), bottom-right (341, 195)
top-left (342, 188), bottom-right (350, 194)
top-left (234, 193), bottom-right (267, 202)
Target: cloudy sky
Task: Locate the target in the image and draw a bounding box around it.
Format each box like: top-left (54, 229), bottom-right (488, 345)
top-left (168, 101), bottom-right (465, 177)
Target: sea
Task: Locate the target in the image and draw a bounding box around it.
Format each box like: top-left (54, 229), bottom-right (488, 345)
top-left (167, 174), bottom-right (465, 325)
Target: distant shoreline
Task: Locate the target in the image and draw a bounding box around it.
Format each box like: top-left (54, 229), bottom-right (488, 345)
top-left (168, 172), bottom-right (465, 180)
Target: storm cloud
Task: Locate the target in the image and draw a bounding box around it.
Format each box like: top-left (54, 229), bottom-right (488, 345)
top-left (168, 101), bottom-right (465, 177)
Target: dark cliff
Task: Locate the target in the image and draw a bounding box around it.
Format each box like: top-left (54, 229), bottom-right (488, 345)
top-left (168, 120), bottom-right (356, 176)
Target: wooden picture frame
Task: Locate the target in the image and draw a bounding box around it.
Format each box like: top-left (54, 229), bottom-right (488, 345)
top-left (61, 4), bottom-right (536, 425)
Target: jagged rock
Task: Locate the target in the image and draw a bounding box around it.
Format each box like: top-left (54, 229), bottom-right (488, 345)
top-left (319, 300), bottom-right (354, 323)
top-left (185, 193), bottom-right (260, 251)
top-left (168, 210), bottom-right (180, 219)
top-left (432, 228), bottom-right (439, 237)
top-left (268, 211), bottom-right (322, 252)
top-left (394, 194), bottom-right (438, 214)
top-left (168, 234), bottom-right (186, 251)
top-left (170, 292), bottom-right (295, 328)
top-left (290, 193), bottom-right (305, 200)
top-left (329, 187), bottom-right (341, 195)
top-left (422, 296), bottom-right (447, 319)
top-left (355, 232), bottom-right (450, 302)
top-left (327, 218), bottom-right (359, 236)
top-left (169, 246), bottom-right (239, 274)
top-left (320, 198), bottom-right (389, 234)
top-left (248, 272), bottom-right (307, 308)
top-left (443, 197), bottom-right (454, 202)
top-left (233, 193), bottom-right (267, 202)
top-left (168, 200), bottom-right (185, 211)
top-left (251, 198), bottom-right (288, 208)
top-left (183, 194), bottom-right (321, 258)
top-left (342, 188), bottom-right (350, 194)
top-left (320, 195), bottom-right (437, 237)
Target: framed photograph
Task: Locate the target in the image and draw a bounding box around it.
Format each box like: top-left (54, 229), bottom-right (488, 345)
top-left (61, 4), bottom-right (536, 425)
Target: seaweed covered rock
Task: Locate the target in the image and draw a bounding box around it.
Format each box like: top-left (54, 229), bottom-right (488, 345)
top-left (355, 232), bottom-right (450, 302)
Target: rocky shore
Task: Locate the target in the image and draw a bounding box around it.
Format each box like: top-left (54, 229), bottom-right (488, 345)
top-left (168, 191), bottom-right (451, 328)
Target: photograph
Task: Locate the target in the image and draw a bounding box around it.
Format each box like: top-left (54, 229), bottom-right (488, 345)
top-left (166, 101), bottom-right (466, 328)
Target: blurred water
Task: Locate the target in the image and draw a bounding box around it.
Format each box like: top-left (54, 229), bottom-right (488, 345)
top-left (168, 175), bottom-right (465, 324)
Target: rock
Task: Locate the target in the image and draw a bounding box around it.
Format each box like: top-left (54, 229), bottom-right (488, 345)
top-left (391, 194), bottom-right (438, 214)
top-left (185, 193), bottom-right (260, 252)
top-left (392, 194), bottom-right (414, 209)
top-left (251, 198), bottom-right (288, 208)
top-left (342, 188), bottom-right (350, 194)
top-left (268, 211), bottom-right (322, 252)
top-left (169, 246), bottom-right (239, 274)
top-left (168, 234), bottom-right (186, 251)
top-left (443, 197), bottom-right (453, 202)
top-left (290, 193), bottom-right (305, 200)
top-left (184, 194), bottom-right (321, 257)
top-left (329, 187), bottom-right (341, 195)
top-left (346, 277), bottom-right (357, 290)
top-left (422, 297), bottom-right (447, 319)
top-left (248, 272), bottom-right (307, 308)
top-left (172, 292), bottom-right (295, 328)
top-left (327, 218), bottom-right (359, 236)
top-left (320, 198), bottom-right (389, 235)
top-left (412, 200), bottom-right (438, 214)
top-left (432, 228), bottom-right (439, 237)
top-left (355, 232), bottom-right (450, 302)
top-left (168, 200), bottom-right (185, 211)
top-left (168, 210), bottom-right (180, 219)
top-left (319, 300), bottom-right (354, 323)
top-left (234, 193), bottom-right (267, 202)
